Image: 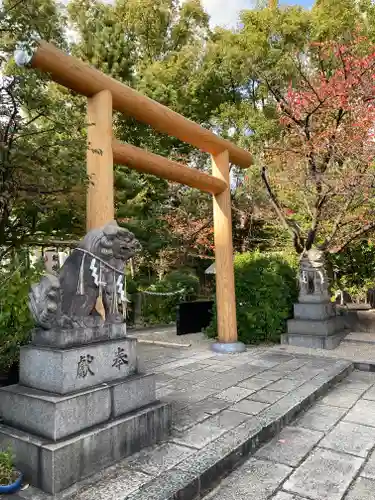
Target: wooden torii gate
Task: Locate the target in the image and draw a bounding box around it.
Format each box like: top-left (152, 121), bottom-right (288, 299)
top-left (15, 41), bottom-right (253, 353)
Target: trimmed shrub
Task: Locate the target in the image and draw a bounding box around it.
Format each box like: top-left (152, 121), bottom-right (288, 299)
top-left (206, 250), bottom-right (298, 344)
top-left (0, 255), bottom-right (43, 373)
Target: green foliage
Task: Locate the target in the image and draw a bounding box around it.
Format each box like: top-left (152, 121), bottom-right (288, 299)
top-left (207, 251), bottom-right (298, 344)
top-left (0, 448), bottom-right (14, 486)
top-left (139, 270), bottom-right (200, 325)
top-left (329, 241), bottom-right (375, 301)
top-left (0, 255), bottom-right (43, 372)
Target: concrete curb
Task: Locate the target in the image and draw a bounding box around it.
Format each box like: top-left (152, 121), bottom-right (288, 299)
top-left (125, 360), bottom-right (353, 500)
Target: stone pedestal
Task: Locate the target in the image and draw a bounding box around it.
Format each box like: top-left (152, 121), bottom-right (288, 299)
top-left (0, 324), bottom-right (171, 494)
top-left (282, 301), bottom-right (345, 349)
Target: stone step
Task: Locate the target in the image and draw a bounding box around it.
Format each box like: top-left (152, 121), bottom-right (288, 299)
top-left (343, 332), bottom-right (375, 345)
top-left (0, 401), bottom-right (171, 495)
top-left (0, 373), bottom-right (156, 441)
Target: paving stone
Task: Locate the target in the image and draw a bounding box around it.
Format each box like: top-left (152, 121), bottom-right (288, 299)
top-left (243, 358), bottom-right (281, 369)
top-left (275, 358), bottom-right (308, 371)
top-left (163, 368), bottom-right (191, 378)
top-left (197, 375), bottom-right (240, 392)
top-left (175, 369), bottom-right (220, 385)
top-left (338, 371), bottom-right (375, 392)
top-left (177, 362), bottom-right (213, 373)
top-left (250, 389), bottom-right (285, 404)
top-left (320, 387), bottom-right (361, 408)
top-left (255, 370), bottom-right (286, 381)
top-left (362, 385), bottom-right (375, 400)
top-left (272, 493), bottom-right (309, 500)
top-left (213, 409), bottom-right (250, 430)
top-left (192, 397), bottom-right (231, 415)
top-left (204, 457), bottom-right (291, 499)
top-left (320, 421), bottom-right (375, 457)
top-left (292, 404), bottom-right (347, 432)
top-left (344, 399), bottom-right (375, 427)
top-left (124, 442), bottom-right (194, 476)
top-left (230, 399), bottom-right (269, 415)
top-left (267, 378), bottom-right (304, 392)
top-left (237, 377), bottom-right (272, 391)
top-left (255, 426), bottom-right (323, 467)
top-left (205, 364), bottom-right (235, 373)
top-left (154, 373), bottom-right (175, 386)
top-left (216, 386), bottom-right (254, 402)
top-left (360, 448), bottom-right (375, 480)
top-left (70, 467), bottom-right (152, 500)
top-left (172, 406), bottom-right (211, 432)
top-left (283, 447), bottom-right (364, 500)
top-left (171, 417), bottom-right (226, 449)
top-left (345, 477), bottom-right (375, 500)
top-left (122, 467), bottom-right (199, 500)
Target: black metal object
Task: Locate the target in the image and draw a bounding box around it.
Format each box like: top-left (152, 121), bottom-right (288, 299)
top-left (176, 300), bottom-right (214, 335)
top-left (0, 362), bottom-right (19, 387)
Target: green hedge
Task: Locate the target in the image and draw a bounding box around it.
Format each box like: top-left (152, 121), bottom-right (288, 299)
top-left (207, 250), bottom-right (298, 344)
top-left (0, 256), bottom-right (43, 372)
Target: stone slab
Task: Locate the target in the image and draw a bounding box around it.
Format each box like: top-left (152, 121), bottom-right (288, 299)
top-left (237, 377), bottom-right (273, 390)
top-left (19, 338), bottom-right (138, 394)
top-left (110, 373), bottom-right (156, 417)
top-left (266, 378), bottom-right (303, 392)
top-left (250, 389), bottom-right (285, 404)
top-left (202, 457), bottom-right (292, 499)
top-left (0, 401), bottom-right (171, 495)
top-left (344, 332), bottom-right (375, 345)
top-left (0, 383), bottom-right (111, 441)
top-left (320, 421), bottom-right (375, 457)
top-left (345, 477), bottom-right (375, 500)
top-left (294, 302), bottom-right (336, 320)
top-left (292, 404), bottom-right (347, 432)
top-left (215, 386), bottom-right (254, 402)
top-left (124, 442), bottom-right (194, 476)
top-left (283, 447), bottom-right (364, 500)
top-left (344, 399), bottom-right (375, 427)
top-left (361, 448), bottom-right (375, 480)
top-left (287, 317), bottom-right (341, 336)
top-left (31, 322), bottom-right (127, 348)
top-left (255, 426), bottom-right (323, 467)
top-left (230, 399), bottom-right (269, 415)
top-left (320, 387), bottom-right (361, 408)
top-left (281, 332), bottom-right (345, 350)
top-left (272, 493), bottom-right (309, 500)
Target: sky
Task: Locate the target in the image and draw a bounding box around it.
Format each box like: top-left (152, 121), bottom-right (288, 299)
top-left (200, 0), bottom-right (314, 28)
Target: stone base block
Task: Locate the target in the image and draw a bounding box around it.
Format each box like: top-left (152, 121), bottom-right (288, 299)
top-left (0, 383), bottom-right (111, 441)
top-left (294, 302), bottom-right (336, 321)
top-left (19, 338), bottom-right (138, 394)
top-left (110, 373), bottom-right (156, 417)
top-left (287, 317), bottom-right (342, 336)
top-left (32, 322), bottom-right (127, 348)
top-left (0, 373), bottom-right (156, 441)
top-left (281, 332), bottom-right (345, 350)
top-left (0, 401), bottom-right (171, 495)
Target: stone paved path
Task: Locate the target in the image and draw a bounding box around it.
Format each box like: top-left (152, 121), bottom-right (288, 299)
top-left (10, 341), bottom-right (352, 499)
top-left (204, 369), bottom-right (375, 500)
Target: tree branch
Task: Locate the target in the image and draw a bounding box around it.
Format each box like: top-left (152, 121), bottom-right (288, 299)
top-left (261, 166), bottom-right (304, 252)
top-left (331, 222), bottom-right (375, 254)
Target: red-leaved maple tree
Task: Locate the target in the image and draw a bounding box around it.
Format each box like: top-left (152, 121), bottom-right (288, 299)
top-left (262, 35), bottom-right (375, 255)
